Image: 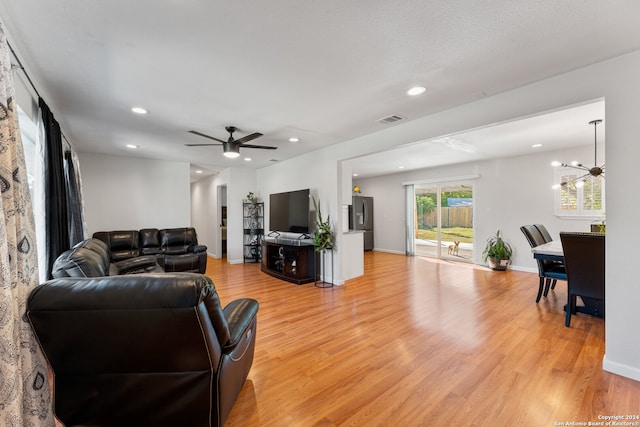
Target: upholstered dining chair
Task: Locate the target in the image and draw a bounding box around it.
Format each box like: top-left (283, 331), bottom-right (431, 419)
top-left (560, 232), bottom-right (605, 327)
top-left (533, 223), bottom-right (562, 292)
top-left (533, 224), bottom-right (553, 243)
top-left (520, 225), bottom-right (567, 302)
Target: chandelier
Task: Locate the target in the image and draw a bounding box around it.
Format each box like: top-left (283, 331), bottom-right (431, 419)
top-left (552, 119), bottom-right (604, 189)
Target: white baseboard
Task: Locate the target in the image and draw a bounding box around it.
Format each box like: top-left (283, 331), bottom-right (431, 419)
top-left (373, 248), bottom-right (405, 255)
top-left (507, 265), bottom-right (538, 274)
top-left (602, 354), bottom-right (640, 382)
top-left (228, 258), bottom-right (244, 265)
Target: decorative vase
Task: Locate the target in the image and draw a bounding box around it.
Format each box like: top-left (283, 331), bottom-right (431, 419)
top-left (488, 257), bottom-right (509, 271)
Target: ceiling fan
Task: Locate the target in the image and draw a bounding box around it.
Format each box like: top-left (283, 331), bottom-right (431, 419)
top-left (186, 126), bottom-right (277, 158)
top-left (551, 119), bottom-right (605, 189)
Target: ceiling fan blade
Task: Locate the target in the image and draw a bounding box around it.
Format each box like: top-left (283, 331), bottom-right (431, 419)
top-left (188, 130), bottom-right (227, 144)
top-left (185, 143), bottom-right (223, 147)
top-left (235, 132), bottom-right (263, 145)
top-left (241, 144), bottom-right (278, 150)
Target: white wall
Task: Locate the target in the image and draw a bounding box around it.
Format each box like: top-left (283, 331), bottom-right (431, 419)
top-left (191, 173), bottom-right (221, 258)
top-left (79, 153), bottom-right (190, 235)
top-left (257, 50), bottom-right (640, 381)
top-left (191, 167), bottom-right (257, 264)
top-left (257, 149), bottom-right (338, 282)
top-left (353, 144), bottom-right (597, 271)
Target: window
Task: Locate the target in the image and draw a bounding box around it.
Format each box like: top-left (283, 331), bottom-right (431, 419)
top-left (18, 103), bottom-right (47, 282)
top-left (18, 105), bottom-right (38, 200)
top-left (554, 168), bottom-right (604, 218)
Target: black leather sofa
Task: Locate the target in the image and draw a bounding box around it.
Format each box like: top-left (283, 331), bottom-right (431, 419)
top-left (27, 273), bottom-right (259, 426)
top-left (93, 227), bottom-right (207, 274)
top-left (52, 238), bottom-right (164, 278)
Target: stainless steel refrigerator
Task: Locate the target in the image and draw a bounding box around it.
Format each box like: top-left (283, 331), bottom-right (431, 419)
top-left (349, 196), bottom-right (374, 251)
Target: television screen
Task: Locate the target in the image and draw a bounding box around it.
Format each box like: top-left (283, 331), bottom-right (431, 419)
top-left (269, 189), bottom-right (310, 234)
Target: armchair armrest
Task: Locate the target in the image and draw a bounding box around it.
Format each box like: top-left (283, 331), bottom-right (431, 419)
top-left (114, 255), bottom-right (163, 274)
top-left (222, 298), bottom-right (259, 352)
top-left (189, 244), bottom-right (207, 253)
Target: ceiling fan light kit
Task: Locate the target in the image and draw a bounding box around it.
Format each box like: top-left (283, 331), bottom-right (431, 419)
top-left (186, 125), bottom-right (277, 159)
top-left (552, 119), bottom-right (605, 189)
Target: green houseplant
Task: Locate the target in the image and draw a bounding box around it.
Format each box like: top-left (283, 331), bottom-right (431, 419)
top-left (482, 230), bottom-right (513, 271)
top-left (312, 196), bottom-right (333, 252)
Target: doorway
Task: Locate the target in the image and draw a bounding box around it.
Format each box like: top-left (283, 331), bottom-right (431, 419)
top-left (217, 185), bottom-right (227, 258)
top-left (414, 183), bottom-right (474, 261)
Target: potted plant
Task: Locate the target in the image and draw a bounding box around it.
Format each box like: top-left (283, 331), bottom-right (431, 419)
top-left (591, 213), bottom-right (606, 233)
top-left (312, 196), bottom-right (333, 252)
top-left (245, 192), bottom-right (257, 204)
top-left (482, 230), bottom-right (513, 271)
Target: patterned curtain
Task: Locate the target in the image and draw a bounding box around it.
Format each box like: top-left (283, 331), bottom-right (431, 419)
top-left (0, 23), bottom-right (54, 426)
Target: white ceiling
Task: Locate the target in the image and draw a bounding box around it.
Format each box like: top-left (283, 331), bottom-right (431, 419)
top-left (350, 100), bottom-right (605, 178)
top-left (1, 1), bottom-right (638, 181)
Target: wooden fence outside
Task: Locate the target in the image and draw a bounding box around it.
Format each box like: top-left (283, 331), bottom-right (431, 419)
top-left (418, 207), bottom-right (473, 228)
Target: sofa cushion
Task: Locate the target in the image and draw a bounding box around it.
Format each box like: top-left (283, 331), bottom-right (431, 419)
top-left (93, 230), bottom-right (140, 261)
top-left (139, 228), bottom-right (163, 256)
top-left (164, 253), bottom-right (201, 273)
top-left (160, 228), bottom-right (198, 254)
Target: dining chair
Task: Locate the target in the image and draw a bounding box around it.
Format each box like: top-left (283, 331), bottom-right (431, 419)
top-left (520, 225), bottom-right (567, 302)
top-left (534, 224), bottom-right (553, 243)
top-left (559, 232), bottom-right (605, 327)
top-left (533, 224), bottom-right (562, 291)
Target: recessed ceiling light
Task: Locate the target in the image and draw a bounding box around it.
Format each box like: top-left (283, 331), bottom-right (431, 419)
top-left (126, 144), bottom-right (139, 149)
top-left (289, 137), bottom-right (300, 143)
top-left (532, 143), bottom-right (543, 148)
top-left (406, 86), bottom-right (426, 96)
top-left (244, 157), bottom-right (252, 162)
top-left (195, 170), bottom-right (202, 174)
top-left (131, 107), bottom-right (148, 114)
top-left (353, 173), bottom-right (359, 177)
top-left (398, 166), bottom-right (405, 169)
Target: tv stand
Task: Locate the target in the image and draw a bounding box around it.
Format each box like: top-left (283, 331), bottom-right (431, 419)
top-left (261, 240), bottom-right (318, 285)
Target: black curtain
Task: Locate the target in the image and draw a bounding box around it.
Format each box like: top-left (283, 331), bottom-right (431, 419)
top-left (40, 97), bottom-right (69, 279)
top-left (64, 150), bottom-right (84, 246)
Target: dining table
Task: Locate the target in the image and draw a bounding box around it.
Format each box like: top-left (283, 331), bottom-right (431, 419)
top-left (530, 240), bottom-right (564, 262)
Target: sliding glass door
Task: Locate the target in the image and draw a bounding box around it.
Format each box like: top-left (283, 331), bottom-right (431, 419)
top-left (414, 183), bottom-right (474, 261)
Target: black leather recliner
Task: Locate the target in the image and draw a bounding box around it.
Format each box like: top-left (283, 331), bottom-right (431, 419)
top-left (158, 227), bottom-right (208, 273)
top-left (27, 273), bottom-right (259, 426)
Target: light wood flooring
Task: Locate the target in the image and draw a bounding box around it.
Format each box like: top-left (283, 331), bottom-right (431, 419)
top-left (208, 252), bottom-right (640, 427)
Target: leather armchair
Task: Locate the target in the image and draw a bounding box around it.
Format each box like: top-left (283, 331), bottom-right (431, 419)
top-left (52, 238), bottom-right (163, 278)
top-left (27, 273), bottom-right (259, 426)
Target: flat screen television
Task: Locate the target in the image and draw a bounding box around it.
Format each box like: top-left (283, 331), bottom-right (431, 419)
top-left (269, 188), bottom-right (310, 234)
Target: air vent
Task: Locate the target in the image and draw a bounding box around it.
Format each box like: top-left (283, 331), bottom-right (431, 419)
top-left (269, 159), bottom-right (279, 162)
top-left (377, 114), bottom-right (405, 125)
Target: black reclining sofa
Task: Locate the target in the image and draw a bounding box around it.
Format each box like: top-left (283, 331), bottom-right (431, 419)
top-left (93, 227), bottom-right (207, 274)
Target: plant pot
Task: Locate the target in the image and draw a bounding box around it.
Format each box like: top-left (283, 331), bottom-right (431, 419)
top-left (488, 257), bottom-right (509, 271)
